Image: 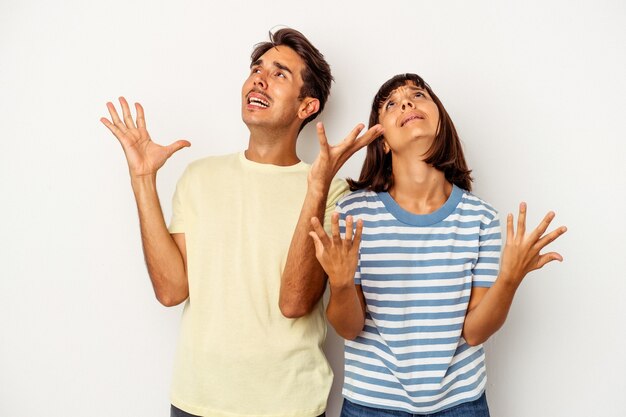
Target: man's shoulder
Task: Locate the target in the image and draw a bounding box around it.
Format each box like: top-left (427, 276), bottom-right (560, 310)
top-left (183, 152), bottom-right (240, 176)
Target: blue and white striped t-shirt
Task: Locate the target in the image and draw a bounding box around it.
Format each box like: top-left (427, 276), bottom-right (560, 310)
top-left (337, 185), bottom-right (501, 414)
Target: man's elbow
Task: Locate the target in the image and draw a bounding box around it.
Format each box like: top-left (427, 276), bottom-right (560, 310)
top-left (157, 295), bottom-right (184, 307)
top-left (341, 329), bottom-right (362, 341)
top-left (279, 299), bottom-right (312, 318)
top-left (154, 287), bottom-right (187, 307)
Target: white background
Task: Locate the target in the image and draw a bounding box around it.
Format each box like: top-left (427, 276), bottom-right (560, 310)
top-left (1, 1), bottom-right (625, 416)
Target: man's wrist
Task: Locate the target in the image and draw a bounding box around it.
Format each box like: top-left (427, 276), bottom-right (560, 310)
top-left (130, 173), bottom-right (157, 192)
top-left (307, 177), bottom-right (332, 197)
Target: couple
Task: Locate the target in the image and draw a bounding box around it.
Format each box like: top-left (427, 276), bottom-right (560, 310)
top-left (101, 28), bottom-right (566, 417)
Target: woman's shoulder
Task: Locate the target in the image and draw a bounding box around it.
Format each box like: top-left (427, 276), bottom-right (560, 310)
top-left (457, 188), bottom-right (499, 221)
top-left (337, 188), bottom-right (383, 212)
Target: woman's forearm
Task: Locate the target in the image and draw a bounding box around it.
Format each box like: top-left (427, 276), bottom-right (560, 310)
top-left (327, 284), bottom-right (365, 340)
top-left (462, 276), bottom-right (520, 346)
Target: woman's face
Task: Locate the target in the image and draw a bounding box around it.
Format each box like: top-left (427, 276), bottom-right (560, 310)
top-left (378, 81), bottom-right (440, 156)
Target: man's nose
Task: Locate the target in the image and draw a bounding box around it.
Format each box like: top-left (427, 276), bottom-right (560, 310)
top-left (253, 72), bottom-right (267, 89)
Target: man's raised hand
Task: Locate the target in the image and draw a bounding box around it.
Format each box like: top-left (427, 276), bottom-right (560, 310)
top-left (100, 97), bottom-right (190, 178)
top-left (309, 122), bottom-right (383, 187)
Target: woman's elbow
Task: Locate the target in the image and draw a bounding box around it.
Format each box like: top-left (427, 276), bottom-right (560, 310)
top-left (463, 332), bottom-right (489, 346)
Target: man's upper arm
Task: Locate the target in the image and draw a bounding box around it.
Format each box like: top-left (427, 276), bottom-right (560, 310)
top-left (171, 233), bottom-right (187, 270)
top-left (323, 178), bottom-right (349, 232)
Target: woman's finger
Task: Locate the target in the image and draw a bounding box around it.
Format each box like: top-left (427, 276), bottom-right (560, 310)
top-left (331, 212), bottom-right (341, 244)
top-left (353, 219), bottom-right (364, 248)
top-left (534, 225), bottom-right (567, 250)
top-left (308, 231), bottom-right (325, 257)
top-left (506, 213), bottom-right (514, 243)
top-left (345, 215), bottom-right (353, 241)
top-left (516, 202), bottom-right (527, 240)
top-left (310, 216), bottom-right (331, 247)
top-left (530, 211), bottom-right (556, 242)
top-left (535, 252), bottom-right (564, 270)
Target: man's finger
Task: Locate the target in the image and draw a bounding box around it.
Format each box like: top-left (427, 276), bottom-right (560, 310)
top-left (136, 102), bottom-right (147, 129)
top-left (100, 117), bottom-right (129, 145)
top-left (355, 124), bottom-right (383, 147)
top-left (119, 97), bottom-right (137, 130)
top-left (167, 140), bottom-right (192, 157)
top-left (106, 101), bottom-right (126, 131)
top-left (316, 122), bottom-right (330, 152)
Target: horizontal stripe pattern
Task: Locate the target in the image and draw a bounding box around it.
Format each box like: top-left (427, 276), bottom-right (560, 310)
top-left (336, 186), bottom-right (501, 413)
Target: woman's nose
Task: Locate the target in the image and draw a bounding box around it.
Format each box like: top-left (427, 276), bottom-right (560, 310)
top-left (401, 99), bottom-right (414, 110)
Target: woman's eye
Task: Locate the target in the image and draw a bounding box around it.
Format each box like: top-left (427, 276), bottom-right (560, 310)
top-left (276, 72), bottom-right (285, 78)
top-left (385, 101), bottom-right (395, 109)
top-left (414, 92), bottom-right (424, 98)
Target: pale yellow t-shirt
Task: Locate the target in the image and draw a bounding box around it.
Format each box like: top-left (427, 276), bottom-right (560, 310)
top-left (168, 152), bottom-right (348, 417)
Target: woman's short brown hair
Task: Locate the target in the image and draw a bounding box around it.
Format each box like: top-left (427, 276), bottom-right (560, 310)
top-left (348, 73), bottom-right (473, 192)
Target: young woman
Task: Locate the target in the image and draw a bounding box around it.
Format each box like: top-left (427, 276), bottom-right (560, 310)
top-left (309, 73), bottom-right (567, 416)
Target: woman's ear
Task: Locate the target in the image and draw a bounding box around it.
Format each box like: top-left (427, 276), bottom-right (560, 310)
top-left (382, 139), bottom-right (390, 154)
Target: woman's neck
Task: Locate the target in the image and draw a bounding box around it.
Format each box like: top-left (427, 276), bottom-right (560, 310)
top-left (388, 153), bottom-right (452, 215)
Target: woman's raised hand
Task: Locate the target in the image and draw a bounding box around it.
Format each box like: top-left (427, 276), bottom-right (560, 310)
top-left (100, 97), bottom-right (190, 178)
top-left (500, 202), bottom-right (567, 286)
top-left (309, 213), bottom-right (363, 289)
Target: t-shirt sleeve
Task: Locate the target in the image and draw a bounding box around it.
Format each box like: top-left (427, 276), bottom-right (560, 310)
top-left (322, 177), bottom-right (349, 234)
top-left (472, 213), bottom-right (502, 288)
top-left (168, 167), bottom-right (190, 234)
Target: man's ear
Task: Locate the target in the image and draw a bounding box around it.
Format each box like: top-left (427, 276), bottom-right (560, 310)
top-left (298, 98), bottom-right (320, 120)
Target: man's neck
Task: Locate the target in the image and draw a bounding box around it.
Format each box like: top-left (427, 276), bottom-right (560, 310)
top-left (245, 126), bottom-right (300, 166)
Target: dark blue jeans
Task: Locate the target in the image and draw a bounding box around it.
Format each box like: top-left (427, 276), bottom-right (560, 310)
top-left (340, 393), bottom-right (489, 417)
top-left (171, 404), bottom-right (325, 417)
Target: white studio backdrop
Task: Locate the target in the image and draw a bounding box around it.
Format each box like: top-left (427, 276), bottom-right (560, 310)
top-left (1, 0), bottom-right (625, 416)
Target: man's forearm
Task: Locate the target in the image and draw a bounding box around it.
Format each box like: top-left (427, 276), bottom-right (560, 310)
top-left (279, 182), bottom-right (329, 318)
top-left (131, 175), bottom-right (188, 306)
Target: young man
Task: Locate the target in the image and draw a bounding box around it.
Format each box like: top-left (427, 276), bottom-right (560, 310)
top-left (101, 28), bottom-right (382, 417)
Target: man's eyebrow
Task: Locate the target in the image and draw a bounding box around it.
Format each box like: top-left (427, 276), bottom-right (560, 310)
top-left (273, 61), bottom-right (293, 75)
top-left (249, 58), bottom-right (293, 75)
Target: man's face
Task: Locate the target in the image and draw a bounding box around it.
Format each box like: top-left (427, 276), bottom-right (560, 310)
top-left (241, 46), bottom-right (308, 132)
